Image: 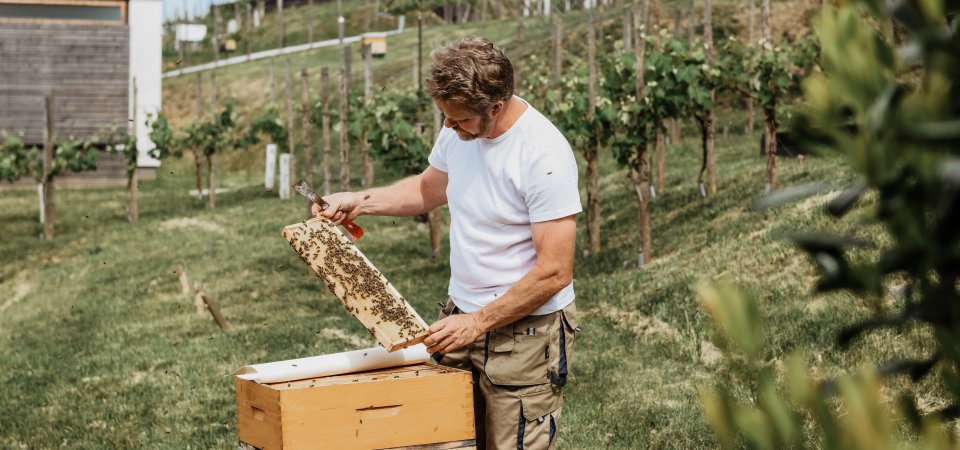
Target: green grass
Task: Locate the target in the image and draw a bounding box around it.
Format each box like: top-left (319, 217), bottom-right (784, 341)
top-left (4, 2), bottom-right (953, 446)
top-left (2, 122), bottom-right (948, 448)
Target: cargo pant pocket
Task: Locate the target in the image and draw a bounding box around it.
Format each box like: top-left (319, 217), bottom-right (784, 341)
top-left (517, 385), bottom-right (564, 449)
top-left (485, 329), bottom-right (550, 386)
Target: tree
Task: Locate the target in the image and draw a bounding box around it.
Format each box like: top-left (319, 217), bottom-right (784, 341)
top-left (643, 36), bottom-right (692, 195)
top-left (701, 1), bottom-right (960, 447)
top-left (0, 129), bottom-right (98, 238)
top-left (356, 88), bottom-right (444, 258)
top-left (752, 41), bottom-right (794, 193)
top-left (197, 99), bottom-right (241, 209)
top-left (153, 101), bottom-right (244, 209)
top-left (699, 0), bottom-right (716, 197)
top-left (623, 0), bottom-right (653, 267)
top-left (104, 129), bottom-right (142, 224)
top-left (680, 33), bottom-right (722, 198)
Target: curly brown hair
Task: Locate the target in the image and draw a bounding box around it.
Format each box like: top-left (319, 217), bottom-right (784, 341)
top-left (425, 37), bottom-right (514, 114)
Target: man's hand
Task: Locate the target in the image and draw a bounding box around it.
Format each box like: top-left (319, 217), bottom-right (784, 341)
top-left (310, 191), bottom-right (365, 224)
top-left (425, 313), bottom-right (483, 355)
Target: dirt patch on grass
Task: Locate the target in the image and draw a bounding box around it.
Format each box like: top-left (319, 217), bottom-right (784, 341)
top-left (794, 190), bottom-right (840, 213)
top-left (601, 303), bottom-right (681, 341)
top-left (0, 281), bottom-right (31, 314)
top-left (699, 340), bottom-right (723, 366)
top-left (160, 218), bottom-right (225, 234)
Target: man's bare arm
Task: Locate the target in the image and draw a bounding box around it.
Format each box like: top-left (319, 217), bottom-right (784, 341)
top-left (313, 166), bottom-right (448, 222)
top-left (425, 214), bottom-right (577, 354)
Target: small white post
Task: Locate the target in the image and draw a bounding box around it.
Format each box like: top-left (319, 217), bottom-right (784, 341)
top-left (37, 183), bottom-right (44, 224)
top-left (265, 144), bottom-right (277, 190)
top-left (279, 152), bottom-right (291, 199)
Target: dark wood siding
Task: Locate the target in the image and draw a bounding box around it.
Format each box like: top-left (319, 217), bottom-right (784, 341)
top-left (0, 23), bottom-right (129, 146)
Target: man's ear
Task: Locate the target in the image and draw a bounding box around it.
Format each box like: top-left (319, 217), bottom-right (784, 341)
top-left (491, 101), bottom-right (505, 117)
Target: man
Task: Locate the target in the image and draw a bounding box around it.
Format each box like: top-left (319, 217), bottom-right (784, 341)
top-left (313, 37), bottom-right (581, 449)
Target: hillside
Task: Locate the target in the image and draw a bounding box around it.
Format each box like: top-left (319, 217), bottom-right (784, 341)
top-left (4, 0), bottom-right (945, 448)
top-left (2, 119), bottom-right (933, 447)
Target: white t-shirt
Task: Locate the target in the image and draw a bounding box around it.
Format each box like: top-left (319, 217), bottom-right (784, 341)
top-left (427, 98), bottom-right (582, 315)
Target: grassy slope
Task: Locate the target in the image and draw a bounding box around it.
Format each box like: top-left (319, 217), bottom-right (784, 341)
top-left (162, 11), bottom-right (562, 130)
top-left (2, 1), bottom-right (948, 448)
top-left (2, 127), bottom-right (940, 448)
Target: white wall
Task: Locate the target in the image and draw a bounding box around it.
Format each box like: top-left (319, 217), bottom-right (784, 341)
top-left (129, 0), bottom-right (163, 167)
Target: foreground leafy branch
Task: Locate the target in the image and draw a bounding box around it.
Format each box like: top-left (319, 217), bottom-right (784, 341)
top-left (701, 0), bottom-right (960, 448)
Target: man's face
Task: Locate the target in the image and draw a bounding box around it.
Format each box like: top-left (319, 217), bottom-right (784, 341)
top-left (435, 98), bottom-right (499, 141)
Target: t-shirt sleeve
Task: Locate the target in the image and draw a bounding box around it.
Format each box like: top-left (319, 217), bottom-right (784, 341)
top-left (427, 127), bottom-right (452, 173)
top-left (522, 143), bottom-right (582, 223)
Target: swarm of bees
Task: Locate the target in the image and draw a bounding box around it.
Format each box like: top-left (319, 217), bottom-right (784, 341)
top-left (283, 219), bottom-right (428, 348)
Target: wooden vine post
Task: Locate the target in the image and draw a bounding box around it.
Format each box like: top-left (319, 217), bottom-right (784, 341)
top-left (129, 77), bottom-right (139, 224)
top-left (632, 0), bottom-right (652, 267)
top-left (284, 58), bottom-right (296, 181)
top-left (585, 12), bottom-right (600, 256)
top-left (195, 281), bottom-right (229, 330)
top-left (209, 1), bottom-right (218, 122)
top-left (42, 92), bottom-right (55, 240)
top-left (746, 0), bottom-right (756, 134)
top-left (207, 62), bottom-right (218, 209)
top-left (300, 69), bottom-right (314, 217)
top-left (339, 66), bottom-right (349, 191)
top-left (428, 104), bottom-right (443, 260)
top-left (207, 143), bottom-right (216, 209)
top-left (653, 0), bottom-right (665, 197)
top-left (362, 43), bottom-right (374, 188)
top-left (514, 15), bottom-right (525, 82)
top-left (321, 67), bottom-right (332, 195)
top-left (416, 7), bottom-right (423, 97)
top-left (307, 0), bottom-right (314, 43)
top-left (193, 73), bottom-right (205, 199)
top-left (343, 45), bottom-right (352, 89)
top-left (176, 262), bottom-right (190, 295)
top-left (193, 281), bottom-right (205, 314)
top-left (213, 4), bottom-right (221, 68)
top-left (269, 63), bottom-right (277, 106)
top-left (552, 16), bottom-right (562, 86)
top-left (622, 5), bottom-right (632, 52)
top-left (277, 0), bottom-right (284, 48)
top-left (699, 0), bottom-right (716, 197)
top-left (761, 0), bottom-right (776, 192)
top-left (668, 0), bottom-right (683, 146)
top-left (245, 0), bottom-right (252, 60)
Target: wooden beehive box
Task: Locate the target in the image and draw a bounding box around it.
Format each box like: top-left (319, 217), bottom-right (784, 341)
top-left (282, 218), bottom-right (429, 351)
top-left (236, 363), bottom-right (476, 450)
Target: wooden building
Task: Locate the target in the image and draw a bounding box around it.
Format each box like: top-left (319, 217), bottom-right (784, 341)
top-left (0, 0), bottom-right (162, 187)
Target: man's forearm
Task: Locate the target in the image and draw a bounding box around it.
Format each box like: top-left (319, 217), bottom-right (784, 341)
top-left (356, 174), bottom-right (440, 217)
top-left (471, 263), bottom-right (571, 332)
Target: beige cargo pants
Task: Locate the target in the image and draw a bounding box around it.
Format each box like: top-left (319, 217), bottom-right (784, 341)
top-left (436, 299), bottom-right (579, 450)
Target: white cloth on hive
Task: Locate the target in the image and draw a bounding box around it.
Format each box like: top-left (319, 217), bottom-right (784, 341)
top-left (228, 344), bottom-right (430, 383)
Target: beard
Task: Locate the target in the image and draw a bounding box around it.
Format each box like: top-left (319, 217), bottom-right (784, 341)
top-left (453, 113), bottom-right (493, 141)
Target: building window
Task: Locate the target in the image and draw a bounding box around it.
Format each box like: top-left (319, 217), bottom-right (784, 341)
top-left (0, 1), bottom-right (125, 24)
